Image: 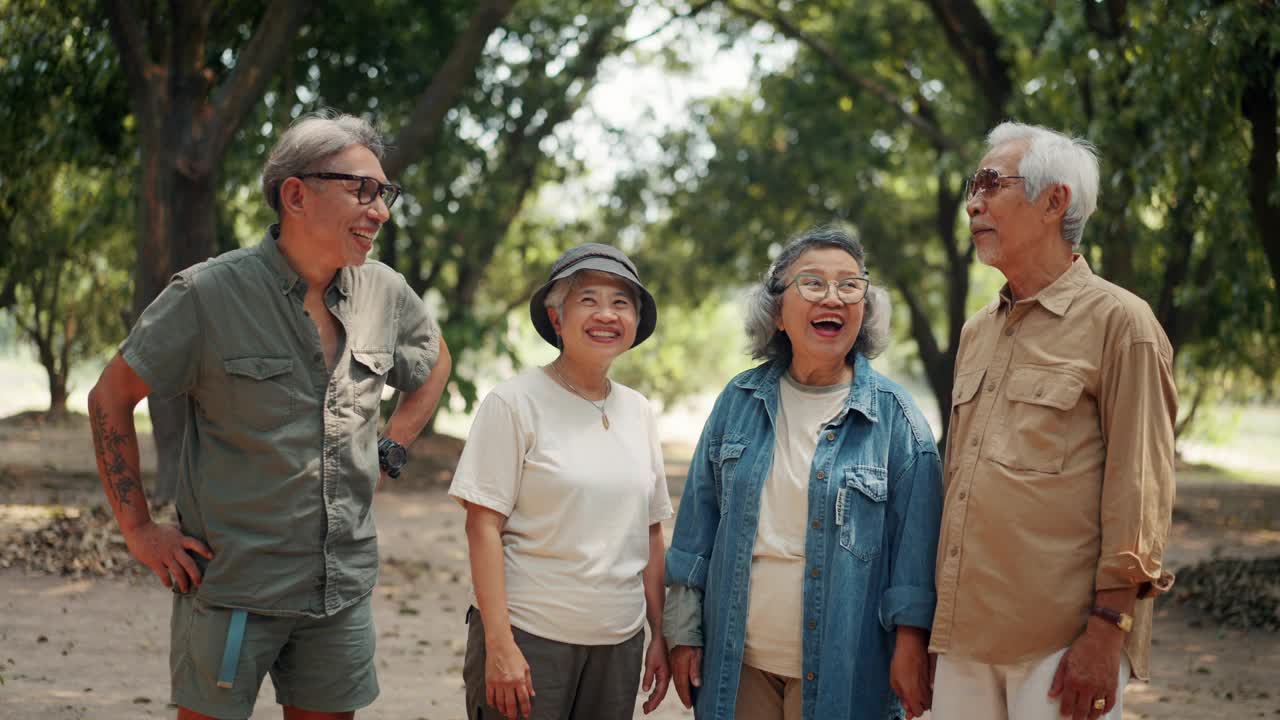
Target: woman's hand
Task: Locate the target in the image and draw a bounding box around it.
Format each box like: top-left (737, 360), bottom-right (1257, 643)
top-left (485, 637), bottom-right (534, 720)
top-left (890, 626), bottom-right (932, 719)
top-left (669, 644), bottom-right (704, 709)
top-left (641, 634), bottom-right (671, 713)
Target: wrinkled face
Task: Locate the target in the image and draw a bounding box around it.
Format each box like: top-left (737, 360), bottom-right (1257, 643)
top-left (966, 140), bottom-right (1053, 271)
top-left (776, 247), bottom-right (865, 368)
top-left (548, 271), bottom-right (639, 364)
top-left (298, 144), bottom-right (392, 268)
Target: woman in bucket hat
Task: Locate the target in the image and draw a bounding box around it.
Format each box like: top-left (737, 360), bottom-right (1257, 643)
top-left (449, 243), bottom-right (672, 720)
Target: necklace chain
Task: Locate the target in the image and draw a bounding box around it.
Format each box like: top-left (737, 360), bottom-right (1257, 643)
top-left (548, 361), bottom-right (611, 429)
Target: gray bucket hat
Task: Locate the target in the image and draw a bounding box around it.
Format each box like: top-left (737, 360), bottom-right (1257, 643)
top-left (529, 243), bottom-right (658, 348)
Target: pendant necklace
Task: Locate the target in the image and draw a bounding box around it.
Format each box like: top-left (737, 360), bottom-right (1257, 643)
top-left (548, 361), bottom-right (611, 430)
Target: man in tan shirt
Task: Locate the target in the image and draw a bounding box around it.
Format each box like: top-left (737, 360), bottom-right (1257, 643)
top-left (928, 122), bottom-right (1176, 720)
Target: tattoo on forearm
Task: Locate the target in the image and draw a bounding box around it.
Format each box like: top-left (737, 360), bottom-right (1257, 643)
top-left (91, 403), bottom-right (139, 510)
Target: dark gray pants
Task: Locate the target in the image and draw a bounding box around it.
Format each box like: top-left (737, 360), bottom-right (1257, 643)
top-left (463, 607), bottom-right (644, 720)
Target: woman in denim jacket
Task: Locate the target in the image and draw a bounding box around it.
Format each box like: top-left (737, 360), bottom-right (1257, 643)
top-left (664, 227), bottom-right (943, 720)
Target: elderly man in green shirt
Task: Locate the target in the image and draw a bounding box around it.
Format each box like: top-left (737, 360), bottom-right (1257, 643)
top-left (88, 111), bottom-right (452, 720)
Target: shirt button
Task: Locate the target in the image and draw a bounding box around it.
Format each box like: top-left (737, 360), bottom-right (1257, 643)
top-left (807, 619), bottom-right (817, 630)
top-left (970, 438), bottom-right (978, 447)
top-left (1035, 387), bottom-right (1044, 397)
top-left (811, 567), bottom-right (821, 578)
top-left (811, 520), bottom-right (821, 529)
top-left (313, 352), bottom-right (323, 364)
top-left (826, 432), bottom-right (835, 442)
top-left (950, 546), bottom-right (959, 557)
top-left (815, 470), bottom-right (825, 480)
top-left (806, 672), bottom-right (815, 681)
top-left (959, 491), bottom-right (967, 500)
top-left (986, 383), bottom-right (996, 393)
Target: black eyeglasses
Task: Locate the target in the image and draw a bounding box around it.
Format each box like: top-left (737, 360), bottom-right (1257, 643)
top-left (296, 172), bottom-right (402, 209)
top-left (964, 167), bottom-right (1026, 200)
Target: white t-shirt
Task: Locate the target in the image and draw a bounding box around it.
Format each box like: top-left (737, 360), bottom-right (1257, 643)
top-left (742, 373), bottom-right (850, 677)
top-left (449, 367), bottom-right (674, 645)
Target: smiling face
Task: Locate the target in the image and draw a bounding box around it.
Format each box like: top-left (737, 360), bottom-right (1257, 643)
top-left (776, 246), bottom-right (865, 373)
top-left (547, 270), bottom-right (639, 367)
top-left (295, 144), bottom-right (391, 268)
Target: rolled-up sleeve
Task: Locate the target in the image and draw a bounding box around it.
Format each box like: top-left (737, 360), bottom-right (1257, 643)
top-left (665, 407), bottom-right (724, 592)
top-left (1096, 338), bottom-right (1178, 597)
top-left (120, 273), bottom-right (203, 399)
top-left (389, 277), bottom-right (440, 392)
top-left (879, 448), bottom-right (943, 632)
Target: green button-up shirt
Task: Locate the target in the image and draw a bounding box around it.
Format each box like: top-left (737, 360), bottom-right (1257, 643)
top-left (121, 226), bottom-right (440, 617)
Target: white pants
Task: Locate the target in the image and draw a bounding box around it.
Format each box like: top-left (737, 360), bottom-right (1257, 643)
top-left (931, 647), bottom-right (1130, 720)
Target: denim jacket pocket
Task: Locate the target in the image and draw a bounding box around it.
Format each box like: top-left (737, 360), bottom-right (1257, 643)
top-left (710, 437), bottom-right (747, 515)
top-left (837, 465), bottom-right (889, 562)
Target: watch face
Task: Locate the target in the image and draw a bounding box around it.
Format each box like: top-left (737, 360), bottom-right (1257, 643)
top-left (386, 444), bottom-right (407, 467)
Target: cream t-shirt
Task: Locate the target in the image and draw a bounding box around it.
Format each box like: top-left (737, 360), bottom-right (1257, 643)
top-left (448, 367), bottom-right (674, 645)
top-left (742, 372), bottom-right (850, 677)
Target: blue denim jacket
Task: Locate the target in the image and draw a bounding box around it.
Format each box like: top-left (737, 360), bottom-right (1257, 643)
top-left (665, 355), bottom-right (943, 720)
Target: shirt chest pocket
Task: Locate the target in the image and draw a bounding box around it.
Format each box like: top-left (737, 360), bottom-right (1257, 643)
top-left (710, 439), bottom-right (747, 514)
top-left (837, 465), bottom-right (888, 562)
top-left (991, 366), bottom-right (1084, 474)
top-left (350, 349), bottom-right (393, 419)
top-left (222, 356), bottom-right (296, 431)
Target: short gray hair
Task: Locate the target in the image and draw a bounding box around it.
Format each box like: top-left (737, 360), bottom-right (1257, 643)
top-left (542, 269), bottom-right (641, 328)
top-left (743, 225), bottom-right (889, 366)
top-left (261, 109), bottom-right (386, 214)
top-left (986, 122), bottom-right (1100, 248)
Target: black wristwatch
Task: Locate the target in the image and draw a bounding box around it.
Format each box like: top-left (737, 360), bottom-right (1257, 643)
top-left (378, 436), bottom-right (408, 479)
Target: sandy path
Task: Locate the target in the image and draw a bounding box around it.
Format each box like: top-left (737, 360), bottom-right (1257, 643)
top-left (2, 486), bottom-right (1279, 719)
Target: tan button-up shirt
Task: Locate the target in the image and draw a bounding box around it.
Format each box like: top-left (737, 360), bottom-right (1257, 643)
top-left (929, 256), bottom-right (1176, 679)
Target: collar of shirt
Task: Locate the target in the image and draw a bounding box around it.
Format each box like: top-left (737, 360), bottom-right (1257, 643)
top-left (260, 224), bottom-right (352, 300)
top-left (993, 253), bottom-right (1093, 317)
top-left (733, 353), bottom-right (880, 425)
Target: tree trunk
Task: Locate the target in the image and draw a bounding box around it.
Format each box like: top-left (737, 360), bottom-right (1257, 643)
top-left (106, 0), bottom-right (309, 502)
top-left (1242, 49), bottom-right (1280, 310)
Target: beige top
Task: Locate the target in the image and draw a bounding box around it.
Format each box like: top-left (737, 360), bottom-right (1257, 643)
top-left (449, 367), bottom-right (673, 645)
top-left (743, 373), bottom-right (849, 678)
top-left (930, 256), bottom-right (1177, 679)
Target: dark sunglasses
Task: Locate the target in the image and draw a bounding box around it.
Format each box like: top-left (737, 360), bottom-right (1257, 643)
top-left (296, 172), bottom-right (402, 209)
top-left (964, 167), bottom-right (1026, 200)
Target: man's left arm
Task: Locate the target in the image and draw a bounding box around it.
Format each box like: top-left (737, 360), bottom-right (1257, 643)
top-left (384, 334), bottom-right (451, 449)
top-left (382, 279), bottom-right (453, 480)
top-left (1051, 335), bottom-right (1178, 719)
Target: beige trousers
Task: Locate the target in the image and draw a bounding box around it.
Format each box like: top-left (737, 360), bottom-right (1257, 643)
top-left (931, 647), bottom-right (1130, 720)
top-left (734, 664), bottom-right (803, 720)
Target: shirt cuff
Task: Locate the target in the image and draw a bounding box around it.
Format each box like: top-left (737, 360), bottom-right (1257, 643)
top-left (663, 584), bottom-right (704, 647)
top-left (665, 546), bottom-right (709, 590)
top-left (879, 584), bottom-right (936, 633)
top-left (1096, 551), bottom-right (1175, 597)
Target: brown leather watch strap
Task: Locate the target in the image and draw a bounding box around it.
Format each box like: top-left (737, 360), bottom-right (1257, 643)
top-left (1090, 606), bottom-right (1134, 632)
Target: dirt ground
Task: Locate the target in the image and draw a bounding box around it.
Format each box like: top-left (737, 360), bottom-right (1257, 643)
top-left (1, 417), bottom-right (1278, 720)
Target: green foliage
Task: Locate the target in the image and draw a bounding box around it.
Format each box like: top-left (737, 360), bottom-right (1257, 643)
top-left (0, 0), bottom-right (132, 413)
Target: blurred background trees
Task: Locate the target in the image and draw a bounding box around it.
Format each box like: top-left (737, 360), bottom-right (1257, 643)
top-left (1, 0), bottom-right (1276, 485)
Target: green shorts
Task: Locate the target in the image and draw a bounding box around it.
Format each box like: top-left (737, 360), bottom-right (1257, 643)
top-left (169, 592), bottom-right (379, 719)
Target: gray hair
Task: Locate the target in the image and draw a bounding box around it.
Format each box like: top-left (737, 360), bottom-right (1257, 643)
top-left (743, 225), bottom-right (889, 366)
top-left (261, 109), bottom-right (386, 214)
top-left (986, 122), bottom-right (1100, 248)
top-left (542, 269), bottom-right (641, 328)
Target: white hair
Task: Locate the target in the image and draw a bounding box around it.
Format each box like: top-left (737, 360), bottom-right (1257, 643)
top-left (987, 122), bottom-right (1100, 248)
top-left (261, 109), bottom-right (385, 214)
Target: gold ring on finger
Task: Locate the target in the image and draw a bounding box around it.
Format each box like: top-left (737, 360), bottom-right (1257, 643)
top-left (1093, 697), bottom-right (1106, 711)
